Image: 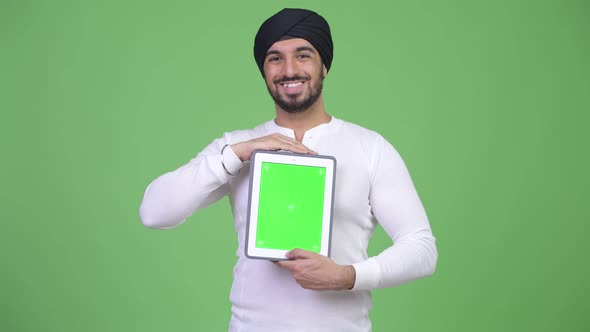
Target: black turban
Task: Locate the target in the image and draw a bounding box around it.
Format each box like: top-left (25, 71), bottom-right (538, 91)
top-left (253, 8), bottom-right (334, 76)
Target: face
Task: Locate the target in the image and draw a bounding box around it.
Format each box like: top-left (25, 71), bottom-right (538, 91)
top-left (263, 38), bottom-right (327, 113)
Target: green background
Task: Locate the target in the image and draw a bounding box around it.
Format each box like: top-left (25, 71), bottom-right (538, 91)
top-left (1, 0), bottom-right (588, 331)
top-left (257, 163), bottom-right (325, 252)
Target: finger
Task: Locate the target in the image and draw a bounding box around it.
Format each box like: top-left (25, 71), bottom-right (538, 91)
top-left (272, 260), bottom-right (287, 269)
top-left (286, 248), bottom-right (317, 260)
top-left (257, 135), bottom-right (299, 152)
top-left (276, 139), bottom-right (317, 155)
top-left (271, 134), bottom-right (304, 145)
top-left (274, 260), bottom-right (297, 271)
top-left (258, 134), bottom-right (317, 155)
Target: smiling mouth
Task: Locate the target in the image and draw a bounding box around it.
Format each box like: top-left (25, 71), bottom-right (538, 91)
top-left (280, 81), bottom-right (305, 88)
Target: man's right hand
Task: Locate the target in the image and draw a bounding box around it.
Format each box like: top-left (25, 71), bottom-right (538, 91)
top-left (230, 133), bottom-right (317, 161)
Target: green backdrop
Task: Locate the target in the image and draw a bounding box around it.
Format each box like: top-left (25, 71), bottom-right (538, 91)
top-left (2, 0), bottom-right (588, 331)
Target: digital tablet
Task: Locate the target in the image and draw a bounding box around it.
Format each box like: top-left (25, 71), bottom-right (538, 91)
top-left (245, 150), bottom-right (337, 260)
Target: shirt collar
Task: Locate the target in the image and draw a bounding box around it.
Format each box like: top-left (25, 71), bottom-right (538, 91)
top-left (261, 115), bottom-right (341, 139)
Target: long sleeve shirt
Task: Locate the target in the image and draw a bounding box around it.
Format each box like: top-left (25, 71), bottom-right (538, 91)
top-left (139, 116), bottom-right (438, 332)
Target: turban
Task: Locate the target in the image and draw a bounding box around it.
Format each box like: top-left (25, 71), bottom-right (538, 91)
top-left (253, 8), bottom-right (334, 76)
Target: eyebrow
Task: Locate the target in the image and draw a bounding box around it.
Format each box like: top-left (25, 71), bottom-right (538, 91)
top-left (295, 46), bottom-right (316, 53)
top-left (265, 46), bottom-right (317, 58)
top-left (265, 50), bottom-right (281, 58)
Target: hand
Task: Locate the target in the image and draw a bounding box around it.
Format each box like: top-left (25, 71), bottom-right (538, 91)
top-left (230, 133), bottom-right (317, 161)
top-left (274, 248), bottom-right (356, 291)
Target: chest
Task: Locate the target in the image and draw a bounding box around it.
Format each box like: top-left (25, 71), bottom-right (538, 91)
top-left (229, 143), bottom-right (372, 229)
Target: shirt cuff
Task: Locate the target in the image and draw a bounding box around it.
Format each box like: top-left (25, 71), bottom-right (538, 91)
top-left (351, 257), bottom-right (381, 291)
top-left (221, 144), bottom-right (243, 175)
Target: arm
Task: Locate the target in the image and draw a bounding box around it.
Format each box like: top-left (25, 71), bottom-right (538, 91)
top-left (139, 133), bottom-right (317, 229)
top-left (351, 135), bottom-right (438, 290)
top-left (276, 135), bottom-right (437, 291)
top-left (139, 137), bottom-right (241, 229)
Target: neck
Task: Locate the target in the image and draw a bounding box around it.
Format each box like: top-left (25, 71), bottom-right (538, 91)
top-left (274, 95), bottom-right (331, 142)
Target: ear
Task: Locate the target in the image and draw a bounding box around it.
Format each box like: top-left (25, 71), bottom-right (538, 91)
top-left (322, 64), bottom-right (328, 78)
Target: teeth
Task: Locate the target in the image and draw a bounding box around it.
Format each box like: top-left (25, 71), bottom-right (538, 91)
top-left (282, 82), bottom-right (303, 88)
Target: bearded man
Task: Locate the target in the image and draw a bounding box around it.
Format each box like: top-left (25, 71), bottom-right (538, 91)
top-left (140, 8), bottom-right (437, 332)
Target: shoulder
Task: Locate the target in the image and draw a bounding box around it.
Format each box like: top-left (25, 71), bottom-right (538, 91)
top-left (332, 118), bottom-right (404, 175)
top-left (333, 117), bottom-right (390, 150)
top-left (196, 120), bottom-right (272, 156)
top-left (221, 120), bottom-right (274, 144)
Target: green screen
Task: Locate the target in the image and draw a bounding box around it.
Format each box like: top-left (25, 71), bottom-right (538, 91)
top-left (256, 162), bottom-right (326, 252)
top-left (2, 1), bottom-right (589, 331)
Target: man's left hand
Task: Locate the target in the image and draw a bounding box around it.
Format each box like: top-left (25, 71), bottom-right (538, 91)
top-left (274, 249), bottom-right (356, 291)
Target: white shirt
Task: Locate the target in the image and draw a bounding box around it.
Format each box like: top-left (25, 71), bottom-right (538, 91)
top-left (139, 117), bottom-right (437, 332)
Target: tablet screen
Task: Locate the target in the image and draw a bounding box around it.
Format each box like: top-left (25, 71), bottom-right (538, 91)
top-left (245, 150), bottom-right (336, 260)
top-left (256, 162), bottom-right (326, 252)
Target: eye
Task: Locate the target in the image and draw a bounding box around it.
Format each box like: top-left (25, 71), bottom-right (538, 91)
top-left (297, 53), bottom-right (311, 59)
top-left (267, 56), bottom-right (281, 63)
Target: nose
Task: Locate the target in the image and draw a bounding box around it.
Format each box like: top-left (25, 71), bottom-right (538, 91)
top-left (281, 57), bottom-right (300, 78)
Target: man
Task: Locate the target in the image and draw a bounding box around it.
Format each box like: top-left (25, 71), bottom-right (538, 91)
top-left (140, 8), bottom-right (437, 332)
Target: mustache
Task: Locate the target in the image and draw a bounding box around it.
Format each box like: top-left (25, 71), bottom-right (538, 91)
top-left (273, 75), bottom-right (309, 84)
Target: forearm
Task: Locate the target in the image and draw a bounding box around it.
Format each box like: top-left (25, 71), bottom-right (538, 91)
top-left (352, 229), bottom-right (437, 290)
top-left (139, 141), bottom-right (242, 229)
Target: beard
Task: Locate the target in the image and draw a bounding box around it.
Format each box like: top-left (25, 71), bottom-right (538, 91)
top-left (266, 72), bottom-right (324, 113)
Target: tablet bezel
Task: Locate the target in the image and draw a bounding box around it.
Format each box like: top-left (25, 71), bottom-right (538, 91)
top-left (245, 150), bottom-right (336, 260)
